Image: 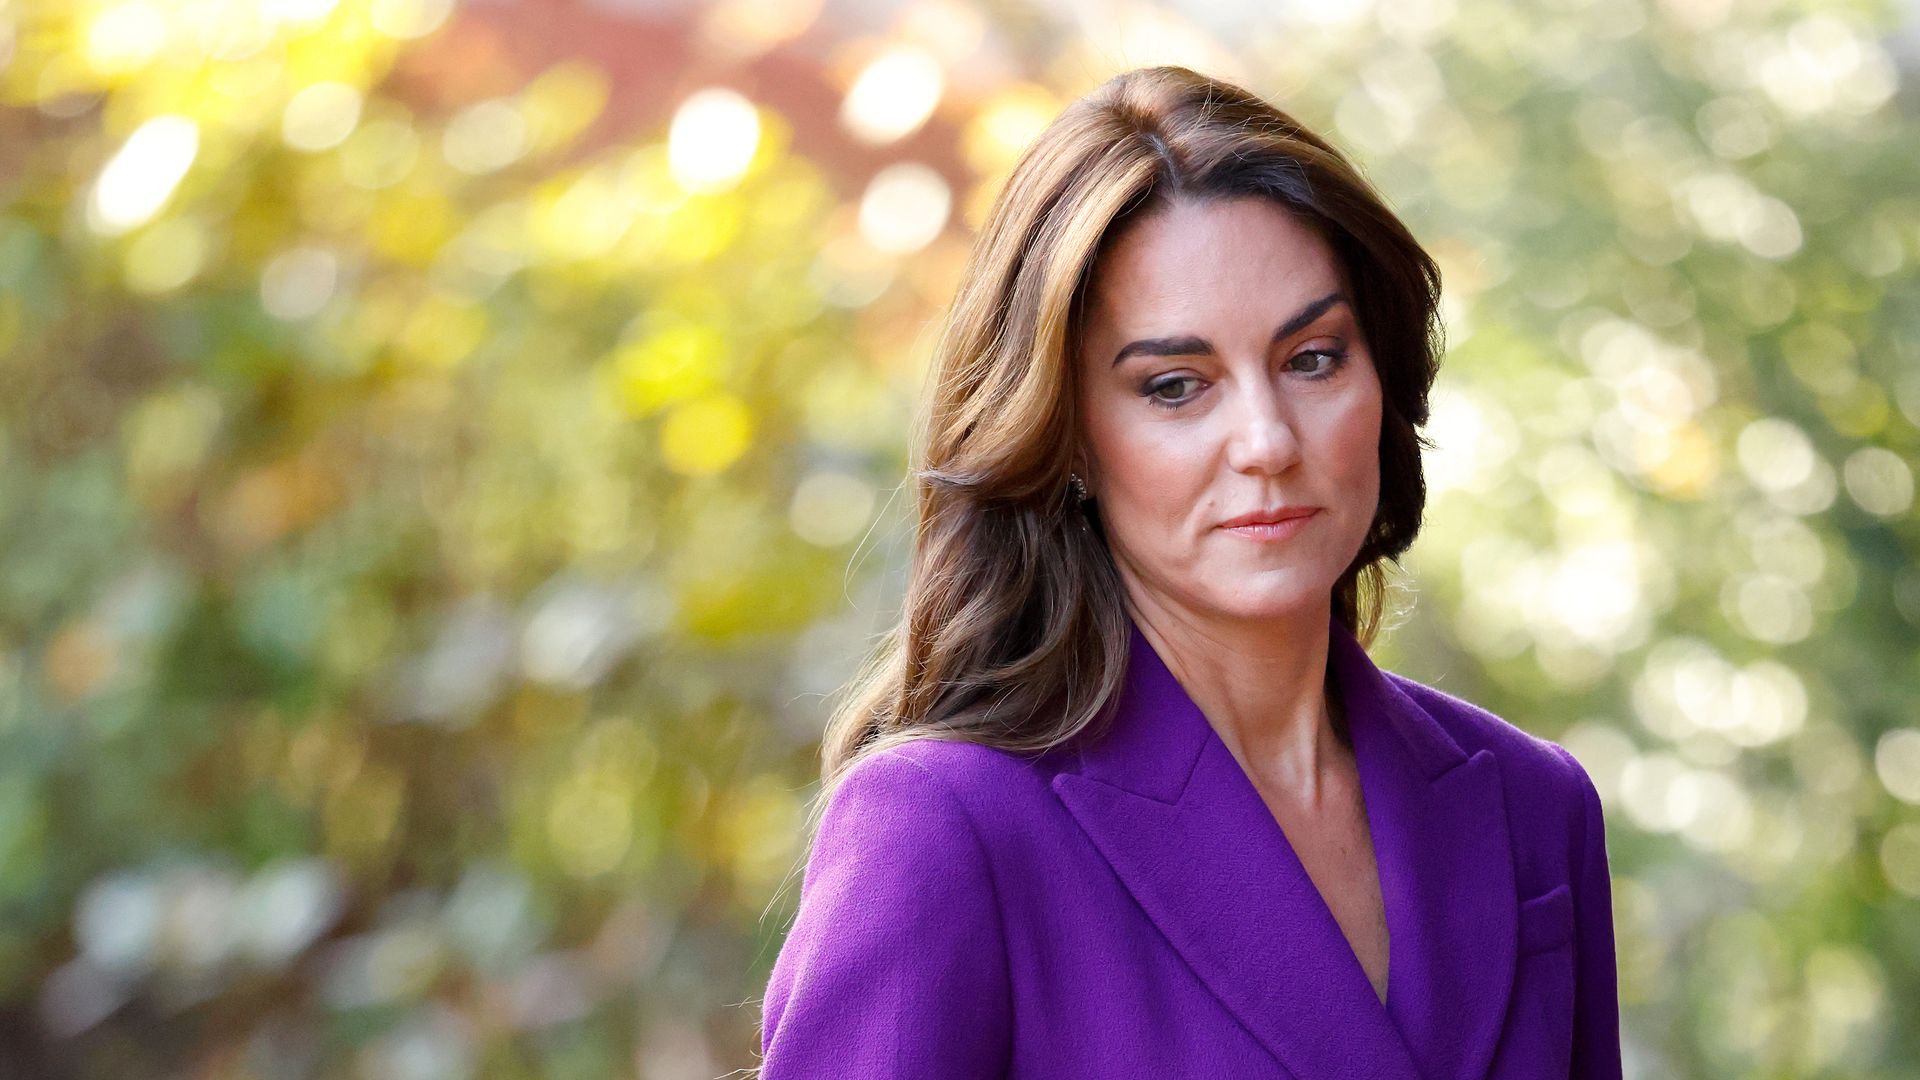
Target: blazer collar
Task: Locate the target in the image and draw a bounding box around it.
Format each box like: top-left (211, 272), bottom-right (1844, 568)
top-left (1051, 611), bottom-right (1518, 1080)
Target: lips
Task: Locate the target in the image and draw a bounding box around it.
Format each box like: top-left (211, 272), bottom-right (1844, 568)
top-left (1218, 507), bottom-right (1320, 530)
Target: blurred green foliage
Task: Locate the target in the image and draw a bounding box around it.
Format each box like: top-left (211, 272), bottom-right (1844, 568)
top-left (0, 0), bottom-right (1916, 1076)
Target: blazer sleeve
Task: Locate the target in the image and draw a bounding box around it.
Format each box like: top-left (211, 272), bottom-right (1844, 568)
top-left (759, 747), bottom-right (1013, 1079)
top-left (1553, 743), bottom-right (1623, 1080)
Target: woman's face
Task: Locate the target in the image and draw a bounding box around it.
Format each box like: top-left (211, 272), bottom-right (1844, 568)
top-left (1074, 195), bottom-right (1383, 628)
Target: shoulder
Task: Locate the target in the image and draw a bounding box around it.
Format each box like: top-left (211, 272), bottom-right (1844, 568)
top-left (793, 744), bottom-right (1012, 933)
top-left (1382, 670), bottom-right (1603, 846)
top-left (831, 736), bottom-right (1058, 809)
top-left (811, 738), bottom-right (1058, 875)
top-left (813, 743), bottom-right (987, 862)
top-left (1384, 670), bottom-right (1590, 786)
top-left (841, 735), bottom-right (1064, 818)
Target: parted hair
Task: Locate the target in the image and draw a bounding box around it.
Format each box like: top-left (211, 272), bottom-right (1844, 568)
top-left (814, 64), bottom-right (1443, 801)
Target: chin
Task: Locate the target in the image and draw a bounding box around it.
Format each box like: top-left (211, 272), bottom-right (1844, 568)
top-left (1197, 577), bottom-right (1334, 623)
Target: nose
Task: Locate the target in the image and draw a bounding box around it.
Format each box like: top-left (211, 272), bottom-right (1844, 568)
top-left (1222, 381), bottom-right (1303, 477)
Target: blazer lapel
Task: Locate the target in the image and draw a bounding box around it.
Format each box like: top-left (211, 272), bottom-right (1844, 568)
top-left (1334, 614), bottom-right (1518, 1080)
top-left (1051, 612), bottom-right (1517, 1080)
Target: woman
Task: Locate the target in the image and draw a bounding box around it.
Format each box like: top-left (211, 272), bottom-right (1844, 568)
top-left (757, 65), bottom-right (1621, 1079)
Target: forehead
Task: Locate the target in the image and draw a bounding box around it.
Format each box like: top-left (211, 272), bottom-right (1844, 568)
top-left (1083, 196), bottom-right (1343, 329)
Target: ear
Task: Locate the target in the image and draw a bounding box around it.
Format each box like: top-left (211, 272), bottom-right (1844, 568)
top-left (1071, 453), bottom-right (1096, 491)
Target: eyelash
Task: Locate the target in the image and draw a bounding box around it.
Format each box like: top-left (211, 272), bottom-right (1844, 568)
top-left (1139, 348), bottom-right (1350, 410)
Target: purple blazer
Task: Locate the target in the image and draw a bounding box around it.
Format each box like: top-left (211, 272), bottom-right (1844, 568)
top-left (760, 611), bottom-right (1623, 1078)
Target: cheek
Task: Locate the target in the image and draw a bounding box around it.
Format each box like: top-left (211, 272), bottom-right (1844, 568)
top-left (1090, 417), bottom-right (1208, 507)
top-left (1082, 415), bottom-right (1211, 546)
top-left (1332, 407), bottom-right (1381, 485)
top-left (1300, 387), bottom-right (1383, 526)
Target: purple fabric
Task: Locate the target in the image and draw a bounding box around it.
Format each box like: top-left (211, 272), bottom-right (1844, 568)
top-left (760, 611), bottom-right (1623, 1078)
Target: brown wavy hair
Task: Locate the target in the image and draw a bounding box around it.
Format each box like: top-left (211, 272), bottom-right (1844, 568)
top-left (816, 64), bottom-right (1442, 796)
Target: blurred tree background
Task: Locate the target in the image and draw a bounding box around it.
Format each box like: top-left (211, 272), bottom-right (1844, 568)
top-left (0, 0), bottom-right (1915, 1076)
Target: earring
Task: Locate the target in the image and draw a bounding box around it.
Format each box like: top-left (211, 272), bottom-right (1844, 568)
top-left (1069, 472), bottom-right (1091, 503)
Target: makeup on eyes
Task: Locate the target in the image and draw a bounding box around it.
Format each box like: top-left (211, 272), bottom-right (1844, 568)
top-left (1136, 346), bottom-right (1350, 410)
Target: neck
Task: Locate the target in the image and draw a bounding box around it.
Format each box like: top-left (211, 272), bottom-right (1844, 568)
top-left (1124, 591), bottom-right (1347, 809)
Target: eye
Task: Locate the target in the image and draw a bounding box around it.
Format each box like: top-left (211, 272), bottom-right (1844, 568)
top-left (1292, 348), bottom-right (1350, 379)
top-left (1143, 375), bottom-right (1202, 407)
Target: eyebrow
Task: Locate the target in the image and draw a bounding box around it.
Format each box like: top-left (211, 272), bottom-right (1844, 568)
top-left (1111, 290), bottom-right (1350, 368)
